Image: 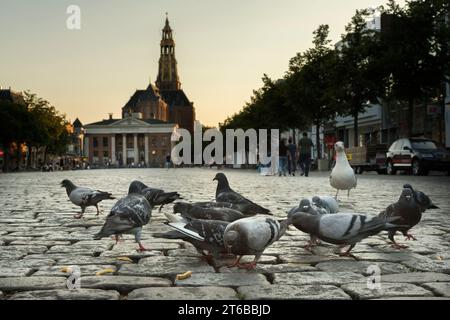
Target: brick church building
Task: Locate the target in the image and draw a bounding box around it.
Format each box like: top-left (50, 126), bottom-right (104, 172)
top-left (84, 16), bottom-right (195, 167)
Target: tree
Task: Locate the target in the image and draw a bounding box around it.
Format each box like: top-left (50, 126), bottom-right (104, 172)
top-left (334, 9), bottom-right (384, 147)
top-left (285, 25), bottom-right (340, 158)
top-left (23, 91), bottom-right (70, 165)
top-left (0, 101), bottom-right (34, 171)
top-left (379, 0), bottom-right (450, 138)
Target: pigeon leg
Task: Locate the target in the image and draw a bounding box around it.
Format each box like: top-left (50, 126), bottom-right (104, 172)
top-left (114, 235), bottom-right (124, 244)
top-left (227, 256), bottom-right (242, 268)
top-left (335, 189), bottom-right (339, 199)
top-left (391, 242), bottom-right (408, 249)
top-left (237, 255), bottom-right (260, 270)
top-left (389, 231), bottom-right (408, 249)
top-left (159, 204), bottom-right (165, 212)
top-left (338, 244), bottom-right (357, 259)
top-left (347, 189), bottom-right (350, 197)
top-left (73, 207), bottom-right (85, 219)
top-left (403, 232), bottom-right (417, 241)
top-left (95, 204), bottom-right (102, 216)
top-left (135, 229), bottom-right (150, 252)
top-left (137, 242), bottom-right (150, 252)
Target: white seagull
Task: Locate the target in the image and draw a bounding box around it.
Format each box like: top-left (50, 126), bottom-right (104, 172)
top-left (329, 141), bottom-right (357, 198)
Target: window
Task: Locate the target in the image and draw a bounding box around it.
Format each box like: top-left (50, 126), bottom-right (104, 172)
top-left (411, 140), bottom-right (437, 150)
top-left (103, 151), bottom-right (109, 158)
top-left (93, 137), bottom-right (98, 148)
top-left (103, 137), bottom-right (108, 147)
top-left (93, 150), bottom-right (99, 157)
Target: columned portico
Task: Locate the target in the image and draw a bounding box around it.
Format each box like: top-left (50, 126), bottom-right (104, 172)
top-left (122, 134), bottom-right (126, 165)
top-left (133, 134), bottom-right (139, 164)
top-left (111, 135), bottom-right (116, 164)
top-left (84, 116), bottom-right (176, 168)
top-left (144, 135), bottom-right (149, 165)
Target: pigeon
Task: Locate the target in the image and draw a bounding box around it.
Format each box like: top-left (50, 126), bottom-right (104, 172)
top-left (213, 173), bottom-right (271, 215)
top-left (329, 141), bottom-right (357, 198)
top-left (403, 184), bottom-right (439, 212)
top-left (94, 181), bottom-right (179, 251)
top-left (93, 193), bottom-right (152, 251)
top-left (378, 186), bottom-right (437, 249)
top-left (60, 179), bottom-right (115, 219)
top-left (188, 201), bottom-right (268, 216)
top-left (223, 216), bottom-right (291, 269)
top-left (288, 198), bottom-right (327, 218)
top-left (173, 202), bottom-right (245, 222)
top-left (287, 198), bottom-right (328, 249)
top-left (291, 211), bottom-right (402, 257)
top-left (311, 195), bottom-right (339, 214)
top-left (157, 212), bottom-right (230, 259)
top-left (128, 180), bottom-right (181, 211)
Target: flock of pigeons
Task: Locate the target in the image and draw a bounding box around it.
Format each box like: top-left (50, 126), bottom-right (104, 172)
top-left (60, 142), bottom-right (439, 270)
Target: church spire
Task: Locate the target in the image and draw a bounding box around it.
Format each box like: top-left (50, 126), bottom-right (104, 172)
top-left (156, 14), bottom-right (181, 91)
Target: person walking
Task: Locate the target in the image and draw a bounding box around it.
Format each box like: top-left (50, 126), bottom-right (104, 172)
top-left (279, 138), bottom-right (288, 176)
top-left (287, 137), bottom-right (297, 176)
top-left (298, 132), bottom-right (314, 177)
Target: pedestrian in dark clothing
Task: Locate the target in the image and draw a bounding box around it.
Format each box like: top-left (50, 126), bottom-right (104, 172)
top-left (279, 138), bottom-right (288, 176)
top-left (287, 137), bottom-right (297, 176)
top-left (298, 132), bottom-right (314, 177)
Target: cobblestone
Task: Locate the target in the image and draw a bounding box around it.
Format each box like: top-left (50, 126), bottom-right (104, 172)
top-left (0, 168), bottom-right (449, 299)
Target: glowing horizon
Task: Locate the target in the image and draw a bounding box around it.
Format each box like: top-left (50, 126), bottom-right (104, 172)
top-left (0, 0), bottom-right (405, 127)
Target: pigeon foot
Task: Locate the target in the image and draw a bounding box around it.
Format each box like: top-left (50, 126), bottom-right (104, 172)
top-left (390, 243), bottom-right (408, 249)
top-left (73, 213), bottom-right (83, 219)
top-left (136, 242), bottom-right (150, 252)
top-left (404, 234), bottom-right (417, 241)
top-left (237, 261), bottom-right (257, 270)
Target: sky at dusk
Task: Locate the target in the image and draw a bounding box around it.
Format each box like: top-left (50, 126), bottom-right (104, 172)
top-left (0, 0), bottom-right (406, 127)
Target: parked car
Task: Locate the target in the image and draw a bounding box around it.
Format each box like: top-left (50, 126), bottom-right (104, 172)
top-left (386, 138), bottom-right (450, 176)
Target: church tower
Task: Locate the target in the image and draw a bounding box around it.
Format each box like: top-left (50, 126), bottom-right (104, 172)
top-left (156, 15), bottom-right (181, 91)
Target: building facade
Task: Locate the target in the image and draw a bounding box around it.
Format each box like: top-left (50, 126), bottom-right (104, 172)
top-left (84, 113), bottom-right (175, 167)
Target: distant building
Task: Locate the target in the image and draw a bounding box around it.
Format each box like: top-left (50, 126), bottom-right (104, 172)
top-left (84, 113), bottom-right (176, 167)
top-left (84, 16), bottom-right (195, 167)
top-left (121, 16), bottom-right (195, 133)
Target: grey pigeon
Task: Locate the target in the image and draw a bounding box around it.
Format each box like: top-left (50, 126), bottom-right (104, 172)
top-left (188, 201), bottom-right (266, 215)
top-left (173, 202), bottom-right (245, 222)
top-left (94, 180), bottom-right (179, 251)
top-left (378, 186), bottom-right (436, 249)
top-left (128, 180), bottom-right (181, 211)
top-left (291, 211), bottom-right (401, 257)
top-left (223, 216), bottom-right (291, 269)
top-left (213, 173), bottom-right (271, 215)
top-left (94, 193), bottom-right (152, 251)
top-left (311, 195), bottom-right (339, 214)
top-left (288, 198), bottom-right (328, 218)
top-left (60, 179), bottom-right (115, 219)
top-left (156, 212), bottom-right (230, 259)
top-left (287, 198), bottom-right (327, 249)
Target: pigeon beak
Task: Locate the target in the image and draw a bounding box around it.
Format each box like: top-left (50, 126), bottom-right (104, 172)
top-left (429, 204), bottom-right (439, 209)
top-left (213, 178), bottom-right (217, 181)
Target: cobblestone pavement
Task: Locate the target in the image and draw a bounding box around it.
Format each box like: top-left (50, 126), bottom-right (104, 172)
top-left (0, 168), bottom-right (449, 300)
